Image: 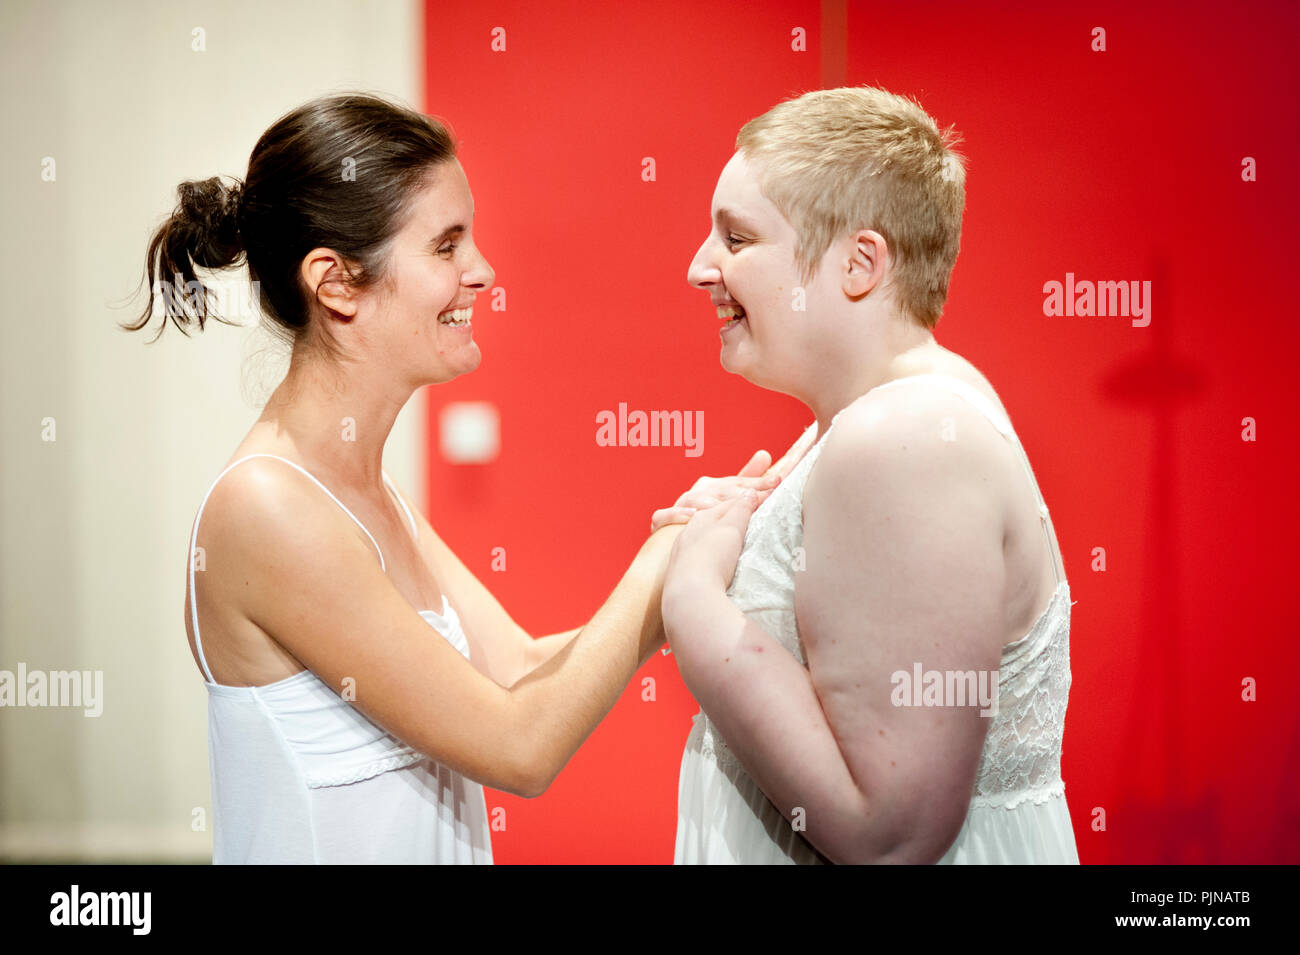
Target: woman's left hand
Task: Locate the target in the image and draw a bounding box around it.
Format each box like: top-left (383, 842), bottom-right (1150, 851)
top-left (664, 488), bottom-right (762, 599)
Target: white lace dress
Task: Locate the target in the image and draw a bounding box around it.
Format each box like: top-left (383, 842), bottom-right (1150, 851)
top-left (674, 374), bottom-right (1081, 864)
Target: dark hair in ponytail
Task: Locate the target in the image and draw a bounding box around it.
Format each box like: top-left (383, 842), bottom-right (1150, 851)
top-left (123, 91), bottom-right (458, 363)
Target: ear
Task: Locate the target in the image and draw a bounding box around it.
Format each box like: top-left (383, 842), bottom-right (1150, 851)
top-left (300, 247), bottom-right (360, 319)
top-left (842, 229), bottom-right (889, 299)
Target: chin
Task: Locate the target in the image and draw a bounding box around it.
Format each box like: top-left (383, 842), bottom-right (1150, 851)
top-left (429, 342), bottom-right (482, 383)
top-left (455, 343), bottom-right (483, 375)
top-left (719, 338), bottom-right (749, 376)
top-left (720, 341), bottom-right (768, 385)
top-left (723, 353), bottom-right (793, 397)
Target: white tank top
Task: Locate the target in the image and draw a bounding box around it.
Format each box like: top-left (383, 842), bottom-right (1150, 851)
top-left (188, 453), bottom-right (494, 864)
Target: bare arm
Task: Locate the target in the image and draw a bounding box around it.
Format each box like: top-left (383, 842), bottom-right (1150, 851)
top-left (662, 391), bottom-right (1007, 862)
top-left (519, 628), bottom-right (582, 678)
top-left (386, 453), bottom-right (779, 685)
top-left (384, 476), bottom-right (590, 686)
top-left (219, 459), bottom-right (681, 799)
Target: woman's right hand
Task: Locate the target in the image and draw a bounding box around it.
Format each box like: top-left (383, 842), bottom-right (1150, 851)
top-left (649, 448), bottom-right (783, 532)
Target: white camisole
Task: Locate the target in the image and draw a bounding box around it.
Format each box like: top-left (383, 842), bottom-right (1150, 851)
top-left (674, 374), bottom-right (1080, 864)
top-left (188, 453), bottom-right (494, 864)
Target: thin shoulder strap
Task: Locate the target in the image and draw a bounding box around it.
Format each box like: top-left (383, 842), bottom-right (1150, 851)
top-left (188, 453), bottom-right (387, 684)
top-left (381, 470), bottom-right (419, 541)
top-left (873, 374), bottom-right (1064, 585)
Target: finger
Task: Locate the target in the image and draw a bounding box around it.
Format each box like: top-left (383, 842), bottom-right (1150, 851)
top-left (767, 429), bottom-right (816, 480)
top-left (707, 487), bottom-right (755, 516)
top-left (651, 506), bottom-right (697, 531)
top-left (736, 449), bottom-right (771, 478)
top-left (683, 495), bottom-right (733, 523)
top-left (763, 447), bottom-right (796, 479)
top-left (674, 494), bottom-right (720, 511)
top-left (704, 479), bottom-right (776, 506)
top-left (697, 480), bottom-right (771, 506)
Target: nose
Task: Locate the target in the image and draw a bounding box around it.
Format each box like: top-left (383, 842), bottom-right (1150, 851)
top-left (465, 246), bottom-right (495, 291)
top-left (687, 236), bottom-right (722, 290)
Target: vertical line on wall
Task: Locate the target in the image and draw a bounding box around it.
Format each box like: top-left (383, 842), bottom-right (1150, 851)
top-left (820, 0), bottom-right (848, 88)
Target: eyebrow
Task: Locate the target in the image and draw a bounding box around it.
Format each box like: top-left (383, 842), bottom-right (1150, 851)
top-left (429, 210), bottom-right (475, 245)
top-left (714, 207), bottom-right (757, 231)
top-left (430, 224), bottom-right (467, 244)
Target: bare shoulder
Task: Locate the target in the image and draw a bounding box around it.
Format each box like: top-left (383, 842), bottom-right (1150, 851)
top-left (815, 346), bottom-right (1017, 485)
top-left (187, 454), bottom-right (379, 678)
top-left (198, 453), bottom-right (336, 553)
top-left (197, 454), bottom-right (376, 604)
top-left (817, 381), bottom-right (1003, 489)
top-left (799, 364), bottom-right (1016, 601)
top-left (891, 346), bottom-right (1014, 415)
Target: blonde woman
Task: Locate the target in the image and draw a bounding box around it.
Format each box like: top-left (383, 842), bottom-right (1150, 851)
top-left (662, 87), bottom-right (1081, 864)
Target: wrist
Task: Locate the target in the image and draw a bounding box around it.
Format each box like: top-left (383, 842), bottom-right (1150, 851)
top-left (636, 521), bottom-right (683, 568)
top-left (662, 575), bottom-right (730, 642)
top-left (664, 565), bottom-right (712, 600)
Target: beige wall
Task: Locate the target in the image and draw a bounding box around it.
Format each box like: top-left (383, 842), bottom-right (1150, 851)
top-left (0, 0), bottom-right (424, 860)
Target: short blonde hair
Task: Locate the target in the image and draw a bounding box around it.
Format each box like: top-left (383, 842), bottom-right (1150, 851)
top-left (736, 85), bottom-right (967, 330)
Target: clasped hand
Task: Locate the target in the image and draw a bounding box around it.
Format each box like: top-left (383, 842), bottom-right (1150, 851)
top-left (647, 450), bottom-right (773, 532)
top-left (654, 431), bottom-right (816, 598)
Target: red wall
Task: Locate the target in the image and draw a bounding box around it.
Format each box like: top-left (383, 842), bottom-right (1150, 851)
top-left (422, 0), bottom-right (1300, 863)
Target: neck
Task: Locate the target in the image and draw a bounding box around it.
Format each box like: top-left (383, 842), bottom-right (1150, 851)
top-left (806, 311), bottom-right (940, 437)
top-left (256, 344), bottom-right (412, 493)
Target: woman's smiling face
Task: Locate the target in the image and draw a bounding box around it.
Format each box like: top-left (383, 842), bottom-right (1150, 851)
top-left (686, 151), bottom-right (832, 397)
top-left (368, 158), bottom-right (496, 385)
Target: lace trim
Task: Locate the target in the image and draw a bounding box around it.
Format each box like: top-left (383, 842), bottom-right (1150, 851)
top-left (970, 605), bottom-right (1072, 802)
top-left (688, 713), bottom-right (743, 777)
top-left (303, 749), bottom-right (426, 789)
top-left (969, 779), bottom-right (1065, 810)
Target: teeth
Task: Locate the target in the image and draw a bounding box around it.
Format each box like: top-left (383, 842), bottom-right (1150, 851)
top-left (438, 306), bottom-right (473, 326)
top-left (716, 304), bottom-right (746, 320)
